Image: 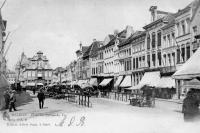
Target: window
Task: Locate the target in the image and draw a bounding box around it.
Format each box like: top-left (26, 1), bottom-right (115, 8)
top-left (168, 54), bottom-right (171, 66)
top-left (172, 33), bottom-right (175, 46)
top-left (152, 32), bottom-right (156, 49)
top-left (157, 31), bottom-right (161, 47)
top-left (133, 58), bottom-right (135, 69)
top-left (158, 52), bottom-right (162, 66)
top-left (167, 35), bottom-right (171, 47)
top-left (177, 49), bottom-right (180, 64)
top-left (163, 54), bottom-right (166, 66)
top-left (186, 45), bottom-right (190, 60)
top-left (147, 34), bottom-right (151, 50)
top-left (129, 48), bottom-right (131, 55)
top-left (172, 52), bottom-right (175, 66)
top-left (152, 54), bottom-right (156, 67)
top-left (181, 21), bottom-right (186, 35)
top-left (136, 58), bottom-right (138, 69)
top-left (147, 55), bottom-right (150, 67)
top-left (139, 57), bottom-right (141, 68)
top-left (181, 47), bottom-right (185, 62)
top-left (177, 23), bottom-right (180, 36)
top-left (163, 36), bottom-right (166, 48)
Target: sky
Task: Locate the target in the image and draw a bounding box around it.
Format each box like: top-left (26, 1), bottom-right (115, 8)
top-left (1, 0), bottom-right (194, 70)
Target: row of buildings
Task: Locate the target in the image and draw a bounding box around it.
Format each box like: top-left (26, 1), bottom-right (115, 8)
top-left (63, 0), bottom-right (200, 99)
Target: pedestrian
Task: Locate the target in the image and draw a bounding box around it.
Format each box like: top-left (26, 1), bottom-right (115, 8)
top-left (37, 89), bottom-right (45, 109)
top-left (182, 90), bottom-right (199, 122)
top-left (33, 87), bottom-right (36, 95)
top-left (3, 90), bottom-right (10, 109)
top-left (9, 90), bottom-right (17, 112)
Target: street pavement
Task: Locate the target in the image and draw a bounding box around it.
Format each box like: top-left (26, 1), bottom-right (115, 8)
top-left (1, 91), bottom-right (200, 133)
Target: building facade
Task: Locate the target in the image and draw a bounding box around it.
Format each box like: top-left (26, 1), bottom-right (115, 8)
top-left (18, 51), bottom-right (53, 87)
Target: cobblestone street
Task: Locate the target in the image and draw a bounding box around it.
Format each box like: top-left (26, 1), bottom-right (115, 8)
top-left (1, 91), bottom-right (200, 133)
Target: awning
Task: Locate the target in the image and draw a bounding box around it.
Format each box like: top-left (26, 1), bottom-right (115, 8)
top-left (26, 82), bottom-right (35, 86)
top-left (37, 73), bottom-right (42, 77)
top-left (89, 78), bottom-right (98, 86)
top-left (126, 84), bottom-right (145, 90)
top-left (99, 78), bottom-right (112, 86)
top-left (173, 47), bottom-right (200, 79)
top-left (139, 71), bottom-right (160, 87)
top-left (183, 78), bottom-right (200, 89)
top-left (0, 75), bottom-right (10, 88)
top-left (157, 76), bottom-right (175, 88)
top-left (36, 83), bottom-right (43, 86)
top-left (120, 75), bottom-right (131, 87)
top-left (77, 80), bottom-right (88, 86)
top-left (114, 76), bottom-right (123, 87)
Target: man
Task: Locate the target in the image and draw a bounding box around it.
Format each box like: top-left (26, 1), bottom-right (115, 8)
top-left (9, 90), bottom-right (17, 112)
top-left (37, 89), bottom-right (45, 109)
top-left (182, 90), bottom-right (199, 122)
top-left (33, 87), bottom-right (36, 95)
top-left (3, 90), bottom-right (10, 109)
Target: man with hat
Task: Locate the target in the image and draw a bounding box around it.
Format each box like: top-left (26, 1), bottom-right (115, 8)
top-left (37, 89), bottom-right (45, 109)
top-left (9, 90), bottom-right (17, 112)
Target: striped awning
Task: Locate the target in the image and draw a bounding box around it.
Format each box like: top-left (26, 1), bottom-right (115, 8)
top-left (99, 78), bottom-right (112, 86)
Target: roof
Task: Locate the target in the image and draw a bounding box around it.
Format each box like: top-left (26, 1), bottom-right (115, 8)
top-left (118, 31), bottom-right (145, 47)
top-left (83, 41), bottom-right (103, 58)
top-left (175, 0), bottom-right (200, 17)
top-left (143, 11), bottom-right (174, 30)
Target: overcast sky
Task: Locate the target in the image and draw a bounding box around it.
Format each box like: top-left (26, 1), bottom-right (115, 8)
top-left (2, 0), bottom-right (193, 70)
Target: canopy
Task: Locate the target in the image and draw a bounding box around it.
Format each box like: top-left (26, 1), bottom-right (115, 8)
top-left (89, 78), bottom-right (98, 86)
top-left (183, 78), bottom-right (200, 89)
top-left (126, 84), bottom-right (145, 90)
top-left (0, 75), bottom-right (10, 88)
top-left (114, 76), bottom-right (123, 87)
top-left (81, 83), bottom-right (93, 89)
top-left (99, 78), bottom-right (112, 86)
top-left (139, 71), bottom-right (160, 87)
top-left (120, 75), bottom-right (132, 87)
top-left (157, 76), bottom-right (175, 88)
top-left (173, 47), bottom-right (200, 79)
top-left (26, 82), bottom-right (35, 86)
top-left (77, 80), bottom-right (88, 86)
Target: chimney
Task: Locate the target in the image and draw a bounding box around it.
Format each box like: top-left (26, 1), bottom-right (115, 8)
top-left (93, 38), bottom-right (96, 42)
top-left (149, 6), bottom-right (157, 22)
top-left (125, 25), bottom-right (134, 38)
top-left (79, 42), bottom-right (82, 50)
top-left (114, 29), bottom-right (119, 36)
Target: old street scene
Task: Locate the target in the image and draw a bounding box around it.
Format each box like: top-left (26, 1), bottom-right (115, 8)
top-left (1, 0), bottom-right (200, 133)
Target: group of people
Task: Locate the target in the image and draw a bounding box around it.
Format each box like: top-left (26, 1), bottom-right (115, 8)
top-left (3, 90), bottom-right (17, 112)
top-left (182, 89), bottom-right (200, 122)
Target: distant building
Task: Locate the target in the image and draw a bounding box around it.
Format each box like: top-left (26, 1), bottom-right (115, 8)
top-left (6, 69), bottom-right (16, 85)
top-left (16, 51), bottom-right (53, 87)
